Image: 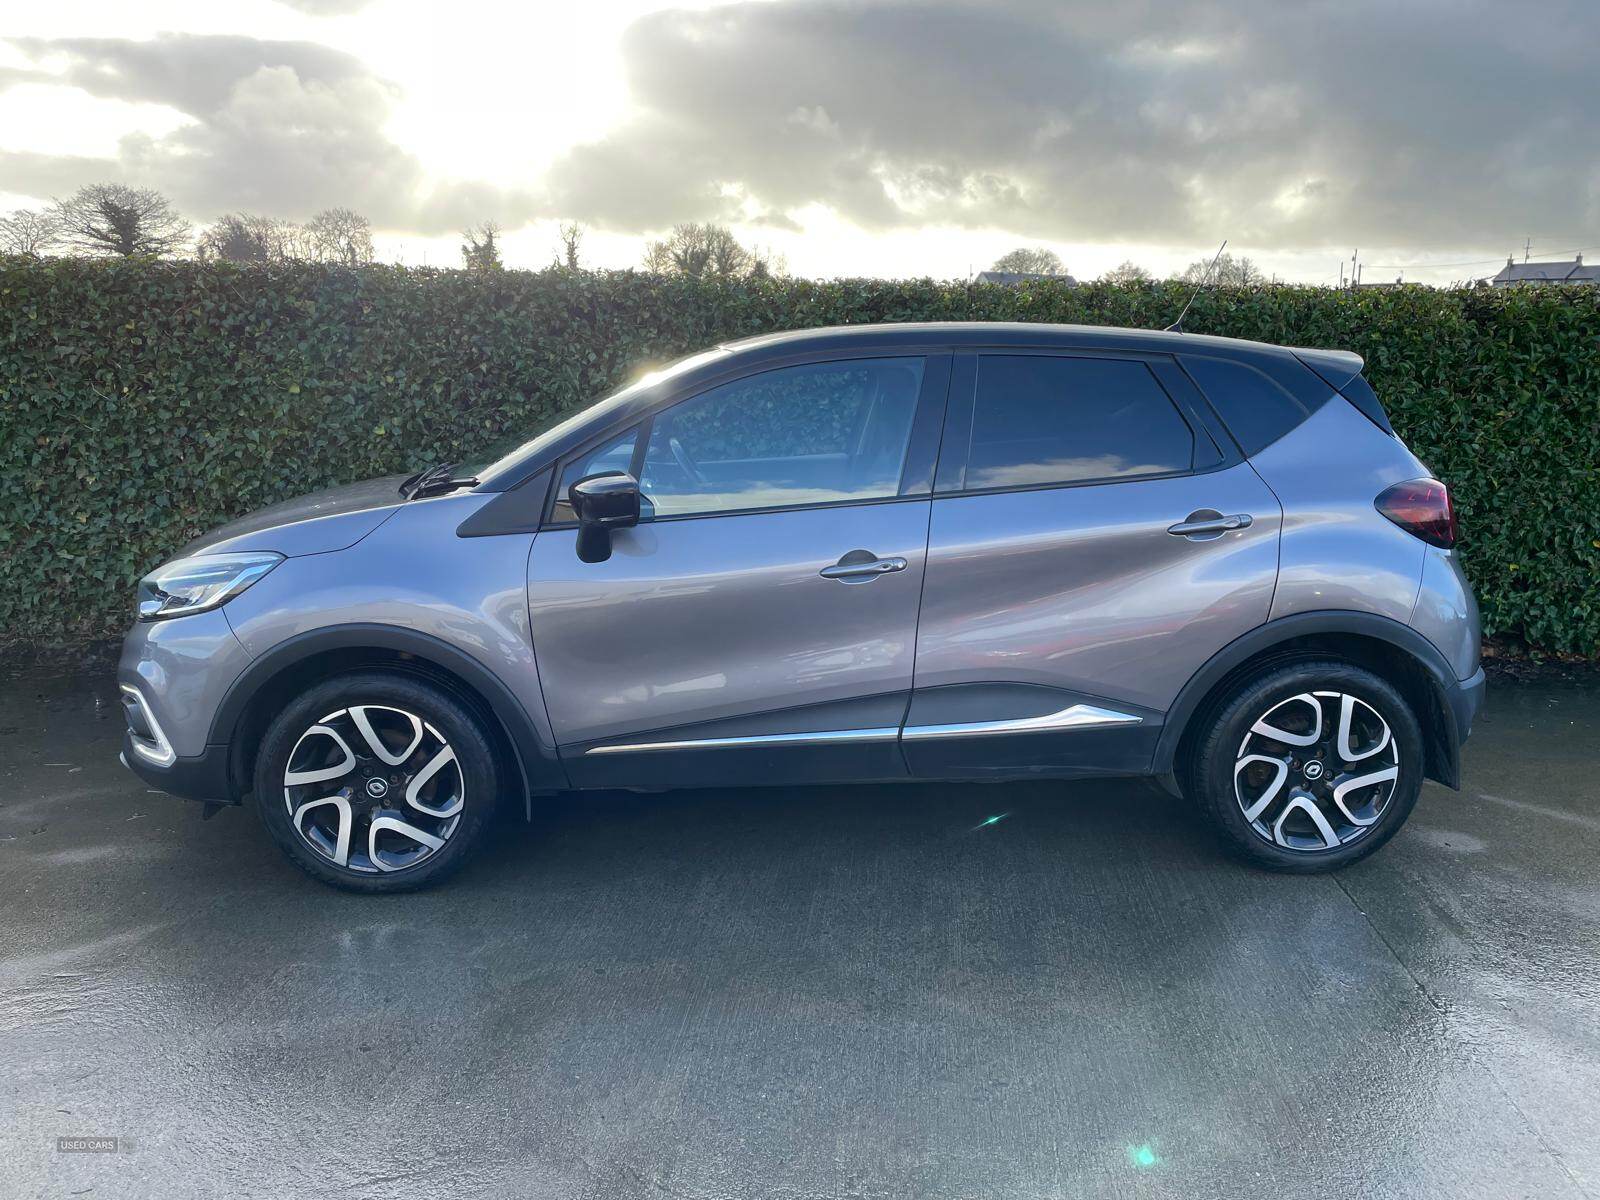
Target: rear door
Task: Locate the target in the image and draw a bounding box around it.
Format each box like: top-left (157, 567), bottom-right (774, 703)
top-left (528, 353), bottom-right (949, 789)
top-left (904, 350), bottom-right (1281, 779)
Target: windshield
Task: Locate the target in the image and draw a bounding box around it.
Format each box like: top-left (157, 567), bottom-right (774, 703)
top-left (468, 346), bottom-right (731, 482)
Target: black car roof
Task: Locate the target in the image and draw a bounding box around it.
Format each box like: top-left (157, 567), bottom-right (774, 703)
top-left (719, 321), bottom-right (1359, 377)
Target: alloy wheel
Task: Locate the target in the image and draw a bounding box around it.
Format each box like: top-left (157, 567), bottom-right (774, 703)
top-left (1233, 690), bottom-right (1400, 852)
top-left (282, 704), bottom-right (464, 873)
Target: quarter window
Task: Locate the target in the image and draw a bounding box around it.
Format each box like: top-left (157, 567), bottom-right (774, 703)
top-left (551, 428), bottom-right (645, 523)
top-left (1182, 356), bottom-right (1309, 454)
top-left (639, 357), bottom-right (924, 518)
top-left (965, 356), bottom-right (1196, 490)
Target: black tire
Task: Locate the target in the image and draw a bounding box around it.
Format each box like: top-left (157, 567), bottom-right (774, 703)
top-left (1183, 659), bottom-right (1424, 872)
top-left (253, 672), bottom-right (502, 893)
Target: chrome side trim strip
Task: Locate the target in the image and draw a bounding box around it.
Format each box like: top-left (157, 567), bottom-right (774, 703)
top-left (585, 727), bottom-right (900, 756)
top-left (901, 703), bottom-right (1142, 741)
top-left (585, 705), bottom-right (1141, 756)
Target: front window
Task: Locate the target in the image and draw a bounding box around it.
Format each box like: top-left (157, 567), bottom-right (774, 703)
top-left (470, 347), bottom-right (731, 482)
top-left (636, 357), bottom-right (924, 518)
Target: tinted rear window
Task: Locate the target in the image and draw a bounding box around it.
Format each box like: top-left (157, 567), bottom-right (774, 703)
top-left (966, 356), bottom-right (1196, 490)
top-left (1182, 356), bottom-right (1310, 455)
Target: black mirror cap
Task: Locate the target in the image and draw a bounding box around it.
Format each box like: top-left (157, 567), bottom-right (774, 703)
top-left (569, 471), bottom-right (640, 529)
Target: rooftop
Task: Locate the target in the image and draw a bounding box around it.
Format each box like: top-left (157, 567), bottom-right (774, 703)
top-left (719, 320), bottom-right (1362, 386)
top-left (1490, 255), bottom-right (1599, 285)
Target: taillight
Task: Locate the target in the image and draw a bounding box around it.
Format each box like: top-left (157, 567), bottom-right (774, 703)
top-left (1375, 478), bottom-right (1457, 548)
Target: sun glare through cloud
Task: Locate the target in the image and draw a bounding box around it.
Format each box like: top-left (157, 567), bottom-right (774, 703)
top-left (2, 0), bottom-right (1595, 282)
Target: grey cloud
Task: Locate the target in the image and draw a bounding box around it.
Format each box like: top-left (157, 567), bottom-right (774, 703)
top-left (546, 0), bottom-right (1600, 249)
top-left (273, 0), bottom-right (376, 14)
top-left (0, 148), bottom-right (115, 197)
top-left (9, 34), bottom-right (371, 115)
top-left (1, 34), bottom-right (533, 233)
top-left (0, 65), bottom-right (48, 89)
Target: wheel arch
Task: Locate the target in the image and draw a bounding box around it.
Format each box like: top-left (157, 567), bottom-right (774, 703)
top-left (214, 624), bottom-right (568, 815)
top-left (1157, 611), bottom-right (1464, 789)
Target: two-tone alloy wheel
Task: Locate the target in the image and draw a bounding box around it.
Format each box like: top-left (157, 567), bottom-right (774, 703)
top-left (1187, 660), bottom-right (1423, 871)
top-left (255, 673), bottom-right (500, 892)
top-left (283, 704), bottom-right (464, 874)
top-left (1234, 691), bottom-right (1400, 851)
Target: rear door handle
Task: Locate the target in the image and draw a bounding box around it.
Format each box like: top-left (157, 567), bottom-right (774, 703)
top-left (1167, 511), bottom-right (1253, 539)
top-left (820, 554), bottom-right (908, 581)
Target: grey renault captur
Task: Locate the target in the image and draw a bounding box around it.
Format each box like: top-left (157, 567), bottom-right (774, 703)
top-left (119, 322), bottom-right (1483, 891)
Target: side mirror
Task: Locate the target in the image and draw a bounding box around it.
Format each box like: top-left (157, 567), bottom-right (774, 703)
top-left (569, 472), bottom-right (640, 563)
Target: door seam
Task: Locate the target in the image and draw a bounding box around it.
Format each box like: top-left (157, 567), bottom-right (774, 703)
top-left (897, 354), bottom-right (957, 774)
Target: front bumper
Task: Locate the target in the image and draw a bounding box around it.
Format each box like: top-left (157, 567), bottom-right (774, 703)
top-left (117, 607), bottom-right (252, 805)
top-left (120, 735), bottom-right (238, 804)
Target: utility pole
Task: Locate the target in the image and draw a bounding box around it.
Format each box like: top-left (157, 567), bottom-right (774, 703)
top-left (1524, 237), bottom-right (1532, 263)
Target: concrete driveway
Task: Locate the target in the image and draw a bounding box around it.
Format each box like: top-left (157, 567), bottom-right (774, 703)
top-left (2, 659), bottom-right (1597, 1199)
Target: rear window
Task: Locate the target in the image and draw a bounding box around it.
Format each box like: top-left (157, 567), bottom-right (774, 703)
top-left (1182, 357), bottom-right (1310, 455)
top-left (965, 356), bottom-right (1197, 490)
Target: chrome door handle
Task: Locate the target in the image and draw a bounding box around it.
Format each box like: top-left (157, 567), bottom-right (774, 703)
top-left (820, 555), bottom-right (908, 581)
top-left (1167, 512), bottom-right (1254, 538)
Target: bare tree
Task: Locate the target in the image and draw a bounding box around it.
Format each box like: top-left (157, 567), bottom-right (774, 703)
top-left (303, 208), bottom-right (374, 266)
top-left (990, 246), bottom-right (1064, 275)
top-left (643, 223), bottom-right (770, 280)
top-left (48, 185), bottom-right (190, 257)
top-left (1180, 251), bottom-right (1262, 286)
top-left (556, 221), bottom-right (583, 269)
top-left (461, 221), bottom-right (502, 271)
top-left (197, 213), bottom-right (296, 262)
top-left (0, 208), bottom-right (60, 255)
top-left (1100, 260), bottom-right (1153, 285)
top-left (706, 228), bottom-right (749, 278)
top-left (745, 243), bottom-right (788, 279)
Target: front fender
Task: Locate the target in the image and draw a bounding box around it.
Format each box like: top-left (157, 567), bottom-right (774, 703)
top-left (219, 495), bottom-right (566, 805)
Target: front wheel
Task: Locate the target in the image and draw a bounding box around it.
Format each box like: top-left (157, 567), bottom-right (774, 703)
top-left (253, 672), bottom-right (502, 892)
top-left (1185, 660), bottom-right (1424, 872)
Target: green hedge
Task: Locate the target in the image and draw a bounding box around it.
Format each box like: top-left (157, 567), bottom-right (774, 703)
top-left (2, 257), bottom-right (1597, 651)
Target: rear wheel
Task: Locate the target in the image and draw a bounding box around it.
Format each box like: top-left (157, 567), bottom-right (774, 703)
top-left (253, 672), bottom-right (501, 892)
top-left (1185, 659), bottom-right (1423, 872)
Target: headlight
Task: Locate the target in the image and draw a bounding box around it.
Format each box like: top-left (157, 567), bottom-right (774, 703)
top-left (137, 552), bottom-right (283, 621)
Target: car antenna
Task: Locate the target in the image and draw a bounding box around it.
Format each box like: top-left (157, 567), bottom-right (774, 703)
top-left (1165, 239), bottom-right (1227, 333)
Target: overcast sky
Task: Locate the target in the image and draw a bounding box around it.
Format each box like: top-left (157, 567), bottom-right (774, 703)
top-left (3, 0), bottom-right (1596, 283)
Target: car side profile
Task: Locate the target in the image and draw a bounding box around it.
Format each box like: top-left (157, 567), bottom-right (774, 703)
top-left (118, 322), bottom-right (1484, 891)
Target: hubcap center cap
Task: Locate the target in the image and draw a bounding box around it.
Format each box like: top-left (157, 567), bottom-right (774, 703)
top-left (1302, 759), bottom-right (1325, 781)
top-left (364, 776), bottom-right (390, 799)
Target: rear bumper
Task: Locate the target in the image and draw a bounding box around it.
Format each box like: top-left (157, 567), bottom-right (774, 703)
top-left (1425, 665), bottom-right (1485, 790)
top-left (1451, 666), bottom-right (1487, 745)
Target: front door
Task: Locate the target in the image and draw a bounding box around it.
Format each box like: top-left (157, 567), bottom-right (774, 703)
top-left (528, 354), bottom-right (947, 789)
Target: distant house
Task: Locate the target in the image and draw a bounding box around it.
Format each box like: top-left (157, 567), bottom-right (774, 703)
top-left (974, 271), bottom-right (1080, 287)
top-left (1489, 255), bottom-right (1599, 286)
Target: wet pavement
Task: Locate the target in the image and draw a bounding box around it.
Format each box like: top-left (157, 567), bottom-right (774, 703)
top-left (2, 661), bottom-right (1597, 1200)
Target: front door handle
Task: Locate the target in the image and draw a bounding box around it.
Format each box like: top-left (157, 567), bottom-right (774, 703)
top-left (820, 553), bottom-right (908, 581)
top-left (1167, 511), bottom-right (1254, 539)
